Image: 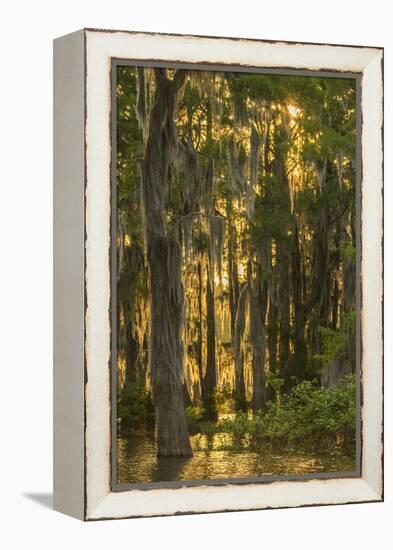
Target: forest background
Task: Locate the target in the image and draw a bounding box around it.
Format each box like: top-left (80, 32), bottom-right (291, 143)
top-left (115, 65), bottom-right (358, 477)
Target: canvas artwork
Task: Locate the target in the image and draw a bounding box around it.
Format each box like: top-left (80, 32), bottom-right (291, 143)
top-left (53, 29), bottom-right (383, 520)
top-left (113, 64), bottom-right (359, 487)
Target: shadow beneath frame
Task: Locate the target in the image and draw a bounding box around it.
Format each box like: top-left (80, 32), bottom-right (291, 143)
top-left (23, 493), bottom-right (53, 509)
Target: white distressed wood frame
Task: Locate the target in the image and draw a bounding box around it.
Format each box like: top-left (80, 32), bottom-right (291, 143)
top-left (53, 28), bottom-right (383, 521)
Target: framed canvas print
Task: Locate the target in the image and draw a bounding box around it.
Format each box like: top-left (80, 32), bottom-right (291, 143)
top-left (53, 29), bottom-right (383, 520)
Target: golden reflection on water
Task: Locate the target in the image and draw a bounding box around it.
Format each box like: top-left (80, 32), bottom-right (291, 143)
top-left (117, 433), bottom-right (356, 485)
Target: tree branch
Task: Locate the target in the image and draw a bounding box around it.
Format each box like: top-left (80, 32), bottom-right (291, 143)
top-left (170, 211), bottom-right (226, 234)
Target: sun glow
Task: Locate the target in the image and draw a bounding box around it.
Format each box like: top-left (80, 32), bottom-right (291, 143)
top-left (287, 103), bottom-right (300, 117)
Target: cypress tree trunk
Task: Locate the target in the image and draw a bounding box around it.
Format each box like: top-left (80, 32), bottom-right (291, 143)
top-left (343, 247), bottom-right (356, 312)
top-left (117, 243), bottom-right (140, 390)
top-left (331, 276), bottom-right (339, 331)
top-left (322, 218), bottom-right (356, 388)
top-left (204, 264), bottom-right (218, 421)
top-left (267, 284), bottom-right (278, 402)
top-left (197, 260), bottom-right (204, 402)
top-left (291, 221), bottom-right (308, 378)
top-left (183, 382), bottom-right (193, 408)
top-left (272, 133), bottom-right (292, 387)
top-left (227, 202), bottom-right (246, 410)
top-left (250, 310), bottom-right (266, 412)
top-left (233, 284), bottom-right (248, 411)
top-left (138, 68), bottom-right (192, 457)
top-left (303, 158), bottom-right (331, 319)
top-left (248, 261), bottom-right (266, 412)
top-left (123, 301), bottom-right (139, 387)
top-left (228, 224), bottom-right (240, 338)
top-left (277, 253), bottom-right (291, 378)
top-left (305, 204), bottom-right (330, 369)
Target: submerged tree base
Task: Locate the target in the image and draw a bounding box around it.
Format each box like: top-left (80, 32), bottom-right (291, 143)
top-left (116, 376), bottom-right (356, 484)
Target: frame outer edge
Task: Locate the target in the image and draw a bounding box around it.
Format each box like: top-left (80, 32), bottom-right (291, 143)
top-left (53, 29), bottom-right (86, 521)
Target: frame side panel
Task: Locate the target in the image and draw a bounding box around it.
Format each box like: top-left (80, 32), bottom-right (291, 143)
top-left (360, 52), bottom-right (384, 498)
top-left (53, 29), bottom-right (85, 520)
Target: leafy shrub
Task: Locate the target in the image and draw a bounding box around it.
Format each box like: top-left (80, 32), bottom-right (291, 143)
top-left (117, 380), bottom-right (155, 433)
top-left (216, 375), bottom-right (356, 450)
top-left (186, 405), bottom-right (206, 434)
top-left (215, 385), bottom-right (233, 409)
top-left (317, 311), bottom-right (356, 366)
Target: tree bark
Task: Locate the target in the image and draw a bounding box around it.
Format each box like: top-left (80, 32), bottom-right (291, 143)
top-left (266, 284), bottom-right (278, 402)
top-left (233, 284), bottom-right (248, 411)
top-left (138, 68), bottom-right (192, 457)
top-left (272, 133), bottom-right (292, 387)
top-left (227, 202), bottom-right (246, 410)
top-left (291, 221), bottom-right (308, 378)
top-left (123, 301), bottom-right (139, 387)
top-left (203, 264), bottom-right (218, 421)
top-left (117, 242), bottom-right (141, 390)
top-left (248, 261), bottom-right (266, 412)
top-left (197, 260), bottom-right (204, 402)
top-left (277, 252), bottom-right (291, 376)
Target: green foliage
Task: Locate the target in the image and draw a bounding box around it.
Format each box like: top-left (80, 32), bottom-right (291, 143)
top-left (266, 371), bottom-right (285, 392)
top-left (186, 405), bottom-right (206, 434)
top-left (342, 242), bottom-right (356, 260)
top-left (215, 385), bottom-right (233, 407)
top-left (252, 182), bottom-right (293, 244)
top-left (318, 328), bottom-right (345, 364)
top-left (217, 376), bottom-right (356, 450)
top-left (199, 421), bottom-right (217, 436)
top-left (186, 405), bottom-right (205, 422)
top-left (231, 387), bottom-right (248, 412)
top-left (317, 311), bottom-right (356, 366)
top-left (117, 380), bottom-right (155, 433)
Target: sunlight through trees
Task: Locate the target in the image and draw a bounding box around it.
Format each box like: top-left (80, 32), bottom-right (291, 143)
top-left (116, 66), bottom-right (357, 468)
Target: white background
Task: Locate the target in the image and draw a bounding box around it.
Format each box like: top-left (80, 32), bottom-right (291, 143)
top-left (0, 1), bottom-right (391, 548)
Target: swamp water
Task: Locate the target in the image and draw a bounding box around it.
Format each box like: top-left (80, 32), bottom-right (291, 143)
top-left (117, 431), bottom-right (356, 484)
